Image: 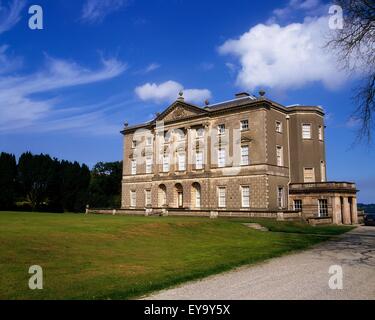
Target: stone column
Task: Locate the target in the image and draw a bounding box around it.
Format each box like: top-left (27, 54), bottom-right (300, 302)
top-left (185, 126), bottom-right (192, 172)
top-left (350, 197), bottom-right (358, 225)
top-left (342, 197), bottom-right (351, 225)
top-left (332, 196), bottom-right (342, 225)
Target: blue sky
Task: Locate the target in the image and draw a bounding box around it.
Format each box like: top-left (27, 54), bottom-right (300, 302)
top-left (0, 0), bottom-right (374, 203)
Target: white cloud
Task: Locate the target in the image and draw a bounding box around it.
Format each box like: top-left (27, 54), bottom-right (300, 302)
top-left (0, 53), bottom-right (127, 133)
top-left (0, 0), bottom-right (26, 34)
top-left (270, 0), bottom-right (326, 22)
top-left (81, 0), bottom-right (128, 23)
top-left (219, 16), bottom-right (349, 91)
top-left (135, 80), bottom-right (211, 104)
top-left (0, 45), bottom-right (23, 73)
top-left (135, 63), bottom-right (161, 75)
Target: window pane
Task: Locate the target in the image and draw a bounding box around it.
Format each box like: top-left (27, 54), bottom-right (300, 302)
top-left (240, 120), bottom-right (248, 131)
top-left (178, 153), bottom-right (186, 171)
top-left (276, 146), bottom-right (283, 166)
top-left (241, 146), bottom-right (249, 165)
top-left (218, 187), bottom-right (226, 207)
top-left (302, 124), bottom-right (311, 139)
top-left (242, 186), bottom-right (250, 207)
top-left (304, 168), bottom-right (315, 182)
top-left (196, 151), bottom-right (203, 169)
top-left (218, 149), bottom-right (225, 167)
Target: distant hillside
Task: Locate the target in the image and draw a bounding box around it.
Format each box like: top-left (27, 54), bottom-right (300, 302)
top-left (358, 203), bottom-right (375, 214)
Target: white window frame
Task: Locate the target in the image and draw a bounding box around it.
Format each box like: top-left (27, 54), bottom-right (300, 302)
top-left (240, 120), bottom-right (249, 131)
top-left (196, 128), bottom-right (204, 139)
top-left (277, 187), bottom-right (284, 209)
top-left (195, 151), bottom-right (203, 169)
top-left (276, 146), bottom-right (283, 166)
top-left (294, 199), bottom-right (302, 211)
top-left (146, 136), bottom-right (153, 146)
top-left (303, 167), bottom-right (315, 183)
top-left (241, 186), bottom-right (250, 208)
top-left (195, 187), bottom-right (201, 208)
top-left (162, 154), bottom-right (169, 172)
top-left (302, 123), bottom-right (312, 139)
top-left (130, 190), bottom-right (136, 207)
top-left (319, 125), bottom-right (323, 141)
top-left (146, 157), bottom-right (153, 174)
top-left (318, 199), bottom-right (328, 217)
top-left (131, 159), bottom-right (137, 175)
top-left (218, 187), bottom-right (226, 208)
top-left (145, 189), bottom-right (151, 207)
top-left (320, 161), bottom-right (326, 182)
top-left (218, 148), bottom-right (226, 168)
top-left (218, 124), bottom-right (225, 135)
top-left (276, 121), bottom-right (282, 133)
top-left (240, 145), bottom-right (249, 166)
top-left (178, 152), bottom-right (186, 171)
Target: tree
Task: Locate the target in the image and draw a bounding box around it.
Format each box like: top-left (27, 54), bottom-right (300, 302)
top-left (0, 152), bottom-right (17, 209)
top-left (89, 161), bottom-right (122, 208)
top-left (17, 152), bottom-right (54, 210)
top-left (327, 0), bottom-right (375, 142)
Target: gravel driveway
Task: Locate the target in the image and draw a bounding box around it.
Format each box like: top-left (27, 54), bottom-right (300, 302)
top-left (145, 226), bottom-right (375, 300)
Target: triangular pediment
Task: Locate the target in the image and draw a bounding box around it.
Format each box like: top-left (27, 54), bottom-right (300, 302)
top-left (155, 100), bottom-right (208, 123)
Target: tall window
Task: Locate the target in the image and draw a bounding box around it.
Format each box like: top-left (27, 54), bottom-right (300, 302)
top-left (276, 121), bottom-right (282, 133)
top-left (294, 199), bottom-right (302, 211)
top-left (162, 154), bottom-right (169, 172)
top-left (164, 131), bottom-right (170, 143)
top-left (320, 161), bottom-right (326, 182)
top-left (130, 190), bottom-right (136, 207)
top-left (177, 130), bottom-right (185, 141)
top-left (276, 146), bottom-right (283, 166)
top-left (277, 187), bottom-right (284, 209)
top-left (178, 152), bottom-right (186, 171)
top-left (318, 126), bottom-right (323, 140)
top-left (241, 145), bottom-right (249, 165)
top-left (146, 136), bottom-right (153, 146)
top-left (304, 167), bottom-right (315, 183)
top-left (195, 151), bottom-right (203, 169)
top-left (145, 190), bottom-right (151, 206)
top-left (131, 159), bottom-right (137, 175)
top-left (318, 199), bottom-right (328, 217)
top-left (241, 186), bottom-right (250, 208)
top-left (240, 120), bottom-right (249, 131)
top-left (218, 187), bottom-right (226, 208)
top-left (146, 157), bottom-right (152, 174)
top-left (302, 124), bottom-right (311, 139)
top-left (218, 148), bottom-right (226, 167)
top-left (218, 124), bottom-right (225, 135)
top-left (131, 140), bottom-right (137, 148)
top-left (196, 128), bottom-right (204, 139)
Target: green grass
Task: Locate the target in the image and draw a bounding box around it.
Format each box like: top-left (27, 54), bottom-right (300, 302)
top-left (0, 211), bottom-right (353, 300)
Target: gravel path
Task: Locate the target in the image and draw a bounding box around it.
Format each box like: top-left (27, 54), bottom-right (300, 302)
top-left (144, 226), bottom-right (375, 300)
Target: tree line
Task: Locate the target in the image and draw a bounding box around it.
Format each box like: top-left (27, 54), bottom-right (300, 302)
top-left (0, 152), bottom-right (122, 212)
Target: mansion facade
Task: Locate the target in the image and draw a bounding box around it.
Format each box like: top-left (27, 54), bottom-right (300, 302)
top-left (121, 92), bottom-right (358, 225)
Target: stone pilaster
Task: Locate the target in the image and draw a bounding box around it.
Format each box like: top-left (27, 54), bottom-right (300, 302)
top-left (342, 197), bottom-right (351, 225)
top-left (350, 197), bottom-right (358, 225)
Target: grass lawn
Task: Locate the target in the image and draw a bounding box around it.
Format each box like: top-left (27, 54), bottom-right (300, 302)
top-left (0, 211), bottom-right (353, 300)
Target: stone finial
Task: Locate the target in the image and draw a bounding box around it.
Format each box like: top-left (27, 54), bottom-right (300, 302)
top-left (177, 90), bottom-right (184, 101)
top-left (259, 89), bottom-right (266, 97)
top-left (124, 121), bottom-right (129, 127)
top-left (204, 99), bottom-right (210, 106)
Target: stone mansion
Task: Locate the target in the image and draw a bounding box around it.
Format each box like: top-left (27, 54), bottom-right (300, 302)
top-left (121, 91), bottom-right (358, 225)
